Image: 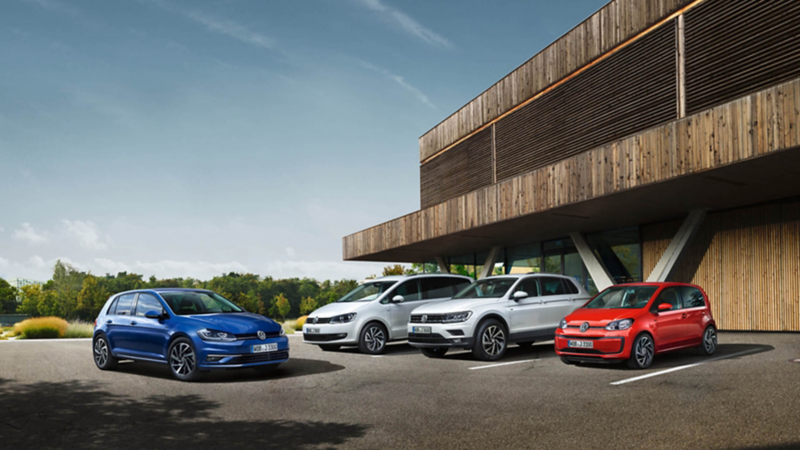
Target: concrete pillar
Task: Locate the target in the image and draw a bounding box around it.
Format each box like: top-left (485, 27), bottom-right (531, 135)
top-left (435, 256), bottom-right (450, 273)
top-left (569, 232), bottom-right (616, 291)
top-left (479, 246), bottom-right (503, 279)
top-left (647, 209), bottom-right (707, 282)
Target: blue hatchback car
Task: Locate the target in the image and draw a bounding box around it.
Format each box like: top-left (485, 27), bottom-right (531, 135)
top-left (92, 288), bottom-right (289, 381)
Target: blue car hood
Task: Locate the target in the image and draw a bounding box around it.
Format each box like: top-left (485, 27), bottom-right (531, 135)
top-left (186, 312), bottom-right (281, 334)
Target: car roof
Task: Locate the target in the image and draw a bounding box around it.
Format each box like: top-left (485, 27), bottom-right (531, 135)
top-left (114, 288), bottom-right (213, 296)
top-left (482, 272), bottom-right (571, 279)
top-left (375, 273), bottom-right (472, 280)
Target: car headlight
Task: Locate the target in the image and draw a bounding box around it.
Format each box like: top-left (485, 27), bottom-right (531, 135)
top-left (279, 327), bottom-right (286, 336)
top-left (559, 319), bottom-right (568, 329)
top-left (442, 311), bottom-right (472, 323)
top-left (197, 328), bottom-right (237, 342)
top-left (605, 319), bottom-right (634, 331)
top-left (329, 313), bottom-right (357, 324)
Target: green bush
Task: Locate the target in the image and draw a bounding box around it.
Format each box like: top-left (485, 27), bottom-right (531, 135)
top-left (14, 317), bottom-right (69, 339)
top-left (65, 321), bottom-right (94, 338)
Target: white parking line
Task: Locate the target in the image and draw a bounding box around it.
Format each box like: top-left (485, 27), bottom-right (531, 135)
top-left (469, 359), bottom-right (539, 370)
top-left (610, 348), bottom-right (761, 386)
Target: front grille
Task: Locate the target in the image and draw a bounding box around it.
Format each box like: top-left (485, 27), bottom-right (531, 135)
top-left (408, 333), bottom-right (451, 344)
top-left (228, 350), bottom-right (289, 365)
top-left (303, 333), bottom-right (346, 342)
top-left (234, 331), bottom-right (281, 340)
top-left (307, 317), bottom-right (331, 324)
top-left (410, 314), bottom-right (447, 323)
top-left (565, 325), bottom-right (605, 330)
top-left (558, 348), bottom-right (604, 354)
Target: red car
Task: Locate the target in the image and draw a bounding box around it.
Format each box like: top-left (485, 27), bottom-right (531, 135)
top-left (555, 282), bottom-right (717, 369)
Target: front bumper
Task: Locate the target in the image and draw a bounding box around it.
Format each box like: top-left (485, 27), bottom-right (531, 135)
top-left (302, 322), bottom-right (358, 345)
top-left (554, 330), bottom-right (630, 362)
top-left (197, 336), bottom-right (290, 369)
top-left (407, 322), bottom-right (474, 349)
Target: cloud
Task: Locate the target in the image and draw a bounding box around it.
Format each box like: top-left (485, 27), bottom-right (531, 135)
top-left (183, 9), bottom-right (276, 50)
top-left (354, 0), bottom-right (452, 49)
top-left (0, 257), bottom-right (8, 268)
top-left (13, 223), bottom-right (48, 245)
top-left (0, 227), bottom-right (4, 233)
top-left (285, 247), bottom-right (296, 257)
top-left (62, 219), bottom-right (109, 251)
top-left (28, 255), bottom-right (46, 269)
top-left (360, 61), bottom-right (435, 108)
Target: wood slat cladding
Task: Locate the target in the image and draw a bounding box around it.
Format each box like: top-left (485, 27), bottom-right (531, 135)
top-left (642, 200), bottom-right (800, 331)
top-left (684, 0), bottom-right (800, 115)
top-left (494, 23), bottom-right (676, 182)
top-left (419, 0), bottom-right (695, 162)
top-left (420, 128), bottom-right (492, 209)
top-left (344, 78), bottom-right (800, 261)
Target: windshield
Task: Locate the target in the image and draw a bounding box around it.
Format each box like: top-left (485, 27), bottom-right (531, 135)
top-left (161, 291), bottom-right (244, 315)
top-left (338, 281), bottom-right (397, 303)
top-left (583, 286), bottom-right (657, 309)
top-left (453, 278), bottom-right (517, 299)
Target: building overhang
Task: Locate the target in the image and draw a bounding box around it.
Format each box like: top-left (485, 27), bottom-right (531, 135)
top-left (344, 78), bottom-right (800, 263)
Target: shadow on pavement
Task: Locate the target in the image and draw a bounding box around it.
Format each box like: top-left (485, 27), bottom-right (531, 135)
top-left (0, 378), bottom-right (368, 449)
top-left (113, 357), bottom-right (344, 383)
top-left (574, 343), bottom-right (774, 371)
top-left (335, 342), bottom-right (421, 356)
top-left (443, 341), bottom-right (558, 362)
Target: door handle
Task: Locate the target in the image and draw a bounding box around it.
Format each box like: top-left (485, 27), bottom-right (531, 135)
top-left (681, 314), bottom-right (687, 319)
top-left (130, 321), bottom-right (138, 326)
top-left (106, 320), bottom-right (112, 324)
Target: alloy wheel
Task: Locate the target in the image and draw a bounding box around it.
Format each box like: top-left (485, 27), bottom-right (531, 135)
top-left (635, 335), bottom-right (654, 367)
top-left (94, 338), bottom-right (108, 366)
top-left (364, 326), bottom-right (385, 352)
top-left (481, 325), bottom-right (506, 356)
top-left (704, 328), bottom-right (717, 354)
top-left (170, 342), bottom-right (196, 376)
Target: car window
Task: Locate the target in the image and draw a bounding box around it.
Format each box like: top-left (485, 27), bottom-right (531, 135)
top-left (514, 278), bottom-right (540, 296)
top-left (563, 278), bottom-right (580, 294)
top-left (454, 278), bottom-right (517, 299)
top-left (107, 297), bottom-right (119, 315)
top-left (421, 277), bottom-right (455, 299)
top-left (681, 287), bottom-right (705, 308)
top-left (114, 294), bottom-right (136, 316)
top-left (540, 277), bottom-right (566, 296)
top-left (134, 293), bottom-right (164, 317)
top-left (584, 286), bottom-right (657, 309)
top-left (654, 287), bottom-right (682, 310)
top-left (393, 280), bottom-right (421, 301)
top-left (451, 279), bottom-right (471, 296)
top-left (161, 291), bottom-right (243, 315)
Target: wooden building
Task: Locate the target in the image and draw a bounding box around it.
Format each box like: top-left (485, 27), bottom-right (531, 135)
top-left (343, 0), bottom-right (800, 331)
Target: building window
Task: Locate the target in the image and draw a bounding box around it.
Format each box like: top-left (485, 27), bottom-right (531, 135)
top-left (585, 227), bottom-right (642, 284)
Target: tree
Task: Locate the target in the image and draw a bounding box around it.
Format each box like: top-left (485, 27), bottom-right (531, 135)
top-left (37, 290), bottom-right (61, 317)
top-left (18, 285), bottom-right (43, 317)
top-left (52, 260), bottom-right (86, 319)
top-left (77, 275), bottom-right (110, 320)
top-left (299, 296), bottom-right (318, 315)
top-left (0, 278), bottom-right (18, 314)
top-left (269, 293), bottom-right (291, 321)
top-left (382, 265), bottom-right (405, 276)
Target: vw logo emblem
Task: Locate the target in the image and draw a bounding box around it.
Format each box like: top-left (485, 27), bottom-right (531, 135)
top-left (257, 330), bottom-right (266, 340)
top-left (580, 322), bottom-right (589, 333)
top-left (421, 315), bottom-right (427, 323)
top-left (312, 317), bottom-right (318, 324)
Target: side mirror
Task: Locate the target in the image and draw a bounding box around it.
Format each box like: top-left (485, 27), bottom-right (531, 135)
top-left (657, 303), bottom-right (672, 312)
top-left (391, 295), bottom-right (405, 303)
top-left (512, 291), bottom-right (528, 301)
top-left (145, 310), bottom-right (164, 319)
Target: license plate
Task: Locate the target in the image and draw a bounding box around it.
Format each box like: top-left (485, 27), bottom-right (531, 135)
top-left (568, 340), bottom-right (593, 348)
top-left (305, 327), bottom-right (320, 334)
top-left (413, 326), bottom-right (431, 334)
top-left (252, 343), bottom-right (278, 353)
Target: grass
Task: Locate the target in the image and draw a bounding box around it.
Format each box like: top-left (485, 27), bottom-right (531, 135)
top-left (280, 320), bottom-right (296, 334)
top-left (64, 320), bottom-right (94, 338)
top-left (14, 317), bottom-right (69, 339)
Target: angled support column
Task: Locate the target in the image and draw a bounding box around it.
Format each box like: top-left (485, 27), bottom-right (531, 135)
top-left (479, 246), bottom-right (503, 279)
top-left (647, 209), bottom-right (708, 282)
top-left (569, 232), bottom-right (616, 291)
top-left (436, 257), bottom-right (450, 274)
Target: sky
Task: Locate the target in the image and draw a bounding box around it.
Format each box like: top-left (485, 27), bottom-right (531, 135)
top-left (1, 0), bottom-right (607, 282)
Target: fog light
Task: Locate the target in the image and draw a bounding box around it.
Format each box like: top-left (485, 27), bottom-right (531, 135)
top-left (206, 355), bottom-right (224, 362)
top-left (452, 339), bottom-right (462, 343)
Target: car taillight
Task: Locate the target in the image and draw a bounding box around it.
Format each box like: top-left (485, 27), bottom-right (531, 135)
top-left (93, 319), bottom-right (97, 328)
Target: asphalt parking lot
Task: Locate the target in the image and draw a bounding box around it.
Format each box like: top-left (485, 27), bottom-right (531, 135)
top-left (1, 332), bottom-right (799, 449)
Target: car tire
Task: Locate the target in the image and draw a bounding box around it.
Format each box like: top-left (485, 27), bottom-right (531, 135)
top-left (319, 344), bottom-right (341, 352)
top-left (420, 347), bottom-right (449, 358)
top-left (93, 334), bottom-right (118, 370)
top-left (168, 338), bottom-right (202, 381)
top-left (517, 341), bottom-right (535, 348)
top-left (698, 326), bottom-right (717, 356)
top-left (626, 333), bottom-right (655, 370)
top-left (472, 319), bottom-right (507, 361)
top-left (358, 322), bottom-right (388, 355)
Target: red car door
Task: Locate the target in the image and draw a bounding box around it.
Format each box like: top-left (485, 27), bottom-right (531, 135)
top-left (652, 287), bottom-right (684, 349)
top-left (680, 286), bottom-right (707, 345)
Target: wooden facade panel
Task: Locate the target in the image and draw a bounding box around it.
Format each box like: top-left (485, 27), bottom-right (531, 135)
top-left (419, 0), bottom-right (694, 162)
top-left (643, 201), bottom-right (800, 331)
